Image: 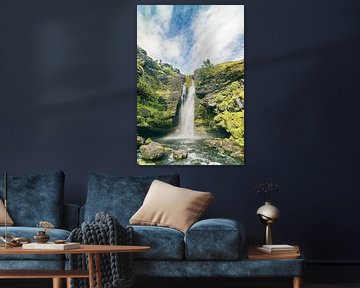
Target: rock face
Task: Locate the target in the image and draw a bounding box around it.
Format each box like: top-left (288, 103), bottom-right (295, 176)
top-left (204, 138), bottom-right (244, 160)
top-left (193, 60), bottom-right (244, 99)
top-left (139, 141), bottom-right (165, 160)
top-left (173, 149), bottom-right (188, 160)
top-left (194, 60), bottom-right (245, 149)
top-left (136, 136), bottom-right (145, 148)
top-left (137, 45), bottom-right (185, 135)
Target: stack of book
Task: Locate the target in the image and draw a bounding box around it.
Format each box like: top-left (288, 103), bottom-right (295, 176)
top-left (22, 242), bottom-right (80, 250)
top-left (257, 244), bottom-right (299, 254)
top-left (248, 244), bottom-right (300, 259)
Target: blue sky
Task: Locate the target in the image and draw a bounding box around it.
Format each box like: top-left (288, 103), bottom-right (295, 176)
top-left (137, 5), bottom-right (244, 75)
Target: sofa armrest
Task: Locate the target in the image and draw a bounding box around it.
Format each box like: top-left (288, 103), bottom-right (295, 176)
top-left (184, 218), bottom-right (245, 260)
top-left (63, 204), bottom-right (80, 231)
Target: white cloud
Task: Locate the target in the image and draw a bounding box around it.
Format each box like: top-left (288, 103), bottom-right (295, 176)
top-left (157, 5), bottom-right (173, 30)
top-left (137, 5), bottom-right (244, 75)
top-left (137, 5), bottom-right (183, 67)
top-left (188, 5), bottom-right (244, 73)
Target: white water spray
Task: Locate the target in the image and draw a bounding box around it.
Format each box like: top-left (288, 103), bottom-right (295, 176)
top-left (178, 80), bottom-right (195, 138)
top-left (163, 79), bottom-right (210, 140)
top-left (164, 80), bottom-right (199, 139)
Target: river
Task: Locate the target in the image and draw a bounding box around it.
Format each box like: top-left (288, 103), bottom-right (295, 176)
top-left (138, 80), bottom-right (243, 165)
top-left (153, 138), bottom-right (242, 165)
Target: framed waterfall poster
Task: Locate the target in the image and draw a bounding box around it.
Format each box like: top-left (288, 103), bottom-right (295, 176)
top-left (137, 5), bottom-right (244, 165)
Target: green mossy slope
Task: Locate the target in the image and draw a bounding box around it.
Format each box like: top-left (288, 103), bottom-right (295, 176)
top-left (194, 60), bottom-right (245, 147)
top-left (137, 46), bottom-right (185, 135)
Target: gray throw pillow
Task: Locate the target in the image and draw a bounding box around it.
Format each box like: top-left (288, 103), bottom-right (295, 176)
top-left (0, 170), bottom-right (65, 227)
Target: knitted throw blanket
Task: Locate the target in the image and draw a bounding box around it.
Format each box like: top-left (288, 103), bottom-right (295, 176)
top-left (68, 212), bottom-right (134, 288)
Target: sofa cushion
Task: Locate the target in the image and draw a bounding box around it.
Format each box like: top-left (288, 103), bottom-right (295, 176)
top-left (130, 225), bottom-right (184, 260)
top-left (130, 180), bottom-right (213, 233)
top-left (0, 227), bottom-right (70, 261)
top-left (185, 218), bottom-right (245, 260)
top-left (0, 199), bottom-right (14, 226)
top-left (84, 173), bottom-right (180, 225)
top-left (0, 171), bottom-right (65, 227)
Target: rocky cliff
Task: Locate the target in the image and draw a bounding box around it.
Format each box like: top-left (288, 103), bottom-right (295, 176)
top-left (194, 60), bottom-right (244, 148)
top-left (137, 46), bottom-right (185, 136)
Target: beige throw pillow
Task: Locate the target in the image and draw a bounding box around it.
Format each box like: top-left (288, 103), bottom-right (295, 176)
top-left (0, 199), bottom-right (14, 226)
top-left (130, 180), bottom-right (213, 233)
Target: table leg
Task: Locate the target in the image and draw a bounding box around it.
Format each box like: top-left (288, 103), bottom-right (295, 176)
top-left (293, 276), bottom-right (302, 288)
top-left (52, 278), bottom-right (62, 288)
top-left (88, 253), bottom-right (95, 288)
top-left (95, 253), bottom-right (102, 288)
top-left (66, 277), bottom-right (72, 288)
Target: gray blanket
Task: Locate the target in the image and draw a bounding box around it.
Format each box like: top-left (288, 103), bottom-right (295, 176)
top-left (68, 212), bottom-right (134, 288)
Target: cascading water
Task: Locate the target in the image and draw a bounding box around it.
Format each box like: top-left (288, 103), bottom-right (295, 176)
top-left (180, 83), bottom-right (186, 105)
top-left (164, 80), bottom-right (196, 139)
top-left (178, 80), bottom-right (195, 138)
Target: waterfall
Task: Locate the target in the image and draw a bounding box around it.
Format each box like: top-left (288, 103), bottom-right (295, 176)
top-left (180, 84), bottom-right (186, 105)
top-left (163, 79), bottom-right (206, 140)
top-left (178, 80), bottom-right (195, 138)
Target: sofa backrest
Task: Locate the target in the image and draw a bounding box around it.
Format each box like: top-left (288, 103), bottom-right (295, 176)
top-left (82, 173), bottom-right (180, 226)
top-left (0, 170), bottom-right (65, 228)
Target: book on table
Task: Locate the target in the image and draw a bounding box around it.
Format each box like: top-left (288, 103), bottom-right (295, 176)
top-left (248, 245), bottom-right (300, 260)
top-left (257, 244), bottom-right (299, 254)
top-left (22, 242), bottom-right (80, 250)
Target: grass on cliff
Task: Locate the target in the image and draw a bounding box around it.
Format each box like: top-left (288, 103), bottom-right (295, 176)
top-left (214, 111), bottom-right (244, 146)
top-left (184, 75), bottom-right (193, 88)
top-left (194, 59), bottom-right (245, 147)
top-left (137, 46), bottom-right (183, 130)
top-left (196, 59), bottom-right (244, 91)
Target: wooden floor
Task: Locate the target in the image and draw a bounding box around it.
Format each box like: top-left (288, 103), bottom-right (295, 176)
top-left (1, 279), bottom-right (360, 288)
top-left (306, 285), bottom-right (360, 288)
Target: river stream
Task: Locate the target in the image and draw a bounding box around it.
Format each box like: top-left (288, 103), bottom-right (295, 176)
top-left (139, 138), bottom-right (243, 165)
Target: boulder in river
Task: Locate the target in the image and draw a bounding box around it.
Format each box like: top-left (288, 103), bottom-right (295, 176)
top-left (204, 138), bottom-right (243, 160)
top-left (137, 136), bottom-right (145, 148)
top-left (139, 141), bottom-right (165, 160)
top-left (173, 149), bottom-right (188, 160)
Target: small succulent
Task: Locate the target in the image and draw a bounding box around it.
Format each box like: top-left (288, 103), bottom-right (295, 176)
top-left (254, 181), bottom-right (279, 201)
top-left (37, 221), bottom-right (55, 233)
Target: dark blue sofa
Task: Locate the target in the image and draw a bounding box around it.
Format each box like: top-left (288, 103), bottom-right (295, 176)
top-left (0, 171), bottom-right (79, 270)
top-left (81, 173), bottom-right (304, 282)
top-left (0, 171), bottom-right (303, 286)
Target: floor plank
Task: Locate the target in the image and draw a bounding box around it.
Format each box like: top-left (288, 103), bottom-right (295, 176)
top-left (1, 279), bottom-right (360, 288)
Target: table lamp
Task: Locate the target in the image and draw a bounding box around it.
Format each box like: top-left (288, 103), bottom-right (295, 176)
top-left (256, 201), bottom-right (280, 245)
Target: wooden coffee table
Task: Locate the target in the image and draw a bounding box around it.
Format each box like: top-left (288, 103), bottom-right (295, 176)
top-left (0, 244), bottom-right (150, 288)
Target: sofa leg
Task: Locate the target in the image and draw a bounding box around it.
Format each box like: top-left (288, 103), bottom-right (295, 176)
top-left (293, 276), bottom-right (302, 288)
top-left (53, 278), bottom-right (62, 288)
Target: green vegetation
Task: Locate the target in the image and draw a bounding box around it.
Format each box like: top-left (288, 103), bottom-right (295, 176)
top-left (195, 60), bottom-right (244, 97)
top-left (214, 111), bottom-right (244, 146)
top-left (194, 60), bottom-right (244, 148)
top-left (137, 45), bottom-right (184, 133)
top-left (184, 75), bottom-right (193, 89)
top-left (202, 59), bottom-right (213, 68)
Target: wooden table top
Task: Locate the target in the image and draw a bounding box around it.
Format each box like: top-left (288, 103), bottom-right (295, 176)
top-left (0, 245), bottom-right (150, 255)
top-left (247, 245), bottom-right (301, 260)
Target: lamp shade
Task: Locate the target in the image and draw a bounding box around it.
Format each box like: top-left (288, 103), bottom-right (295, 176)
top-left (256, 201), bottom-right (280, 221)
